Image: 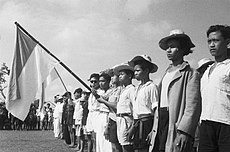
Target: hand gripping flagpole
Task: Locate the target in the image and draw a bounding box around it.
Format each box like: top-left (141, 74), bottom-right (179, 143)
top-left (14, 22), bottom-right (91, 92)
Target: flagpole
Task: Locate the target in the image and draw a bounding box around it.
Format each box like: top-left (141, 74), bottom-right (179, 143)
top-left (54, 68), bottom-right (68, 92)
top-left (14, 22), bottom-right (91, 92)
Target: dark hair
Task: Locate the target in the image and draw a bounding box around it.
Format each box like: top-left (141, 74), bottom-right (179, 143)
top-left (89, 73), bottom-right (100, 80)
top-left (82, 91), bottom-right (90, 96)
top-left (99, 73), bottom-right (111, 82)
top-left (177, 38), bottom-right (193, 56)
top-left (119, 69), bottom-right (134, 78)
top-left (134, 60), bottom-right (153, 73)
top-left (207, 25), bottom-right (230, 39)
top-left (74, 88), bottom-right (82, 94)
top-left (168, 38), bottom-right (193, 56)
top-left (63, 91), bottom-right (71, 98)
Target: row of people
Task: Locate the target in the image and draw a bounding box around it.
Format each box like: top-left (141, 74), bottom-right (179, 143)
top-left (0, 102), bottom-right (55, 131)
top-left (53, 24), bottom-right (230, 152)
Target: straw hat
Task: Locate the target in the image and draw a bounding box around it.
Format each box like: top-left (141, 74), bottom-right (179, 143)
top-left (128, 55), bottom-right (158, 73)
top-left (197, 58), bottom-right (214, 70)
top-left (159, 29), bottom-right (195, 50)
top-left (113, 63), bottom-right (134, 75)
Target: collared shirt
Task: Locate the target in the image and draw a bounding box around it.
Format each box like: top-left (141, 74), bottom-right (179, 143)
top-left (73, 99), bottom-right (83, 120)
top-left (117, 84), bottom-right (135, 114)
top-left (99, 89), bottom-right (112, 113)
top-left (201, 59), bottom-right (230, 125)
top-left (107, 86), bottom-right (122, 121)
top-left (53, 102), bottom-right (63, 118)
top-left (133, 81), bottom-right (159, 119)
top-left (88, 89), bottom-right (102, 112)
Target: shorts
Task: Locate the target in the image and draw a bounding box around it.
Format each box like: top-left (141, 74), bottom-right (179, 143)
top-left (116, 115), bottom-right (133, 145)
top-left (75, 125), bottom-right (87, 138)
top-left (85, 111), bottom-right (99, 134)
top-left (75, 124), bottom-right (83, 137)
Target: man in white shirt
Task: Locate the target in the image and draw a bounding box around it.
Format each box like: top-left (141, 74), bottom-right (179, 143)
top-left (53, 95), bottom-right (64, 138)
top-left (199, 25), bottom-right (230, 152)
top-left (128, 55), bottom-right (159, 152)
top-left (91, 73), bottom-right (112, 152)
top-left (85, 73), bottom-right (100, 152)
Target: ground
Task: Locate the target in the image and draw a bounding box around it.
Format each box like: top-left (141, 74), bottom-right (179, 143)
top-left (0, 130), bottom-right (77, 152)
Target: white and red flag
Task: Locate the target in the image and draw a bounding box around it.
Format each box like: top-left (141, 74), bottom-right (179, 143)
top-left (6, 27), bottom-right (58, 121)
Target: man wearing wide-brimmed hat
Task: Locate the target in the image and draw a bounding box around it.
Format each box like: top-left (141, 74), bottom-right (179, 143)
top-left (150, 30), bottom-right (201, 152)
top-left (113, 62), bottom-right (135, 152)
top-left (128, 55), bottom-right (159, 152)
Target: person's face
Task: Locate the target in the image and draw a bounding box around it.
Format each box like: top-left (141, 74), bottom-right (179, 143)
top-left (54, 98), bottom-right (58, 103)
top-left (134, 65), bottom-right (147, 81)
top-left (74, 92), bottom-right (81, 99)
top-left (63, 96), bottom-right (68, 102)
top-left (99, 76), bottom-right (110, 90)
top-left (119, 71), bottom-right (130, 85)
top-left (89, 77), bottom-right (99, 89)
top-left (207, 31), bottom-right (228, 58)
top-left (166, 39), bottom-right (184, 62)
top-left (81, 93), bottom-right (88, 100)
top-left (111, 74), bottom-right (119, 85)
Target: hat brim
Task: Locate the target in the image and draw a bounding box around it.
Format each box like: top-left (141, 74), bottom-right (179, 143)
top-left (113, 65), bottom-right (134, 75)
top-left (197, 61), bottom-right (214, 70)
top-left (129, 56), bottom-right (158, 73)
top-left (159, 34), bottom-right (195, 50)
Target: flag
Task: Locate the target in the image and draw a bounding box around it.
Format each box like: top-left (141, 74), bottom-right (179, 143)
top-left (6, 27), bottom-right (58, 121)
top-left (38, 68), bottom-right (59, 112)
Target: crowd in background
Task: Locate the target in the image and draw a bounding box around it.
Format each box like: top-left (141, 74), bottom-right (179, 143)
top-left (0, 102), bottom-right (55, 131)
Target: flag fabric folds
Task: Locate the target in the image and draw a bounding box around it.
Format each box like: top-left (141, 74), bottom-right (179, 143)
top-left (38, 68), bottom-right (59, 112)
top-left (6, 27), bottom-right (58, 121)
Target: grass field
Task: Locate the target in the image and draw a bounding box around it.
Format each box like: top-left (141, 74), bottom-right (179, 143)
top-left (0, 130), bottom-right (76, 152)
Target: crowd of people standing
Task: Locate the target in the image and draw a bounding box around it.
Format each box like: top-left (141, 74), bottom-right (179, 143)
top-left (0, 102), bottom-right (54, 131)
top-left (1, 24), bottom-right (230, 152)
top-left (52, 24), bottom-right (230, 152)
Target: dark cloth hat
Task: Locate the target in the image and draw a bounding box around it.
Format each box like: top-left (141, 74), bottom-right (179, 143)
top-left (159, 29), bottom-right (195, 50)
top-left (88, 73), bottom-right (99, 81)
top-left (62, 91), bottom-right (71, 97)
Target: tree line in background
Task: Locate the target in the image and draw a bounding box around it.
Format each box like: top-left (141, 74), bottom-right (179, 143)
top-left (0, 63), bottom-right (10, 100)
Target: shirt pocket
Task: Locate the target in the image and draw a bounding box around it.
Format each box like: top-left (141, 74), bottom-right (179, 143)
top-left (218, 75), bottom-right (230, 94)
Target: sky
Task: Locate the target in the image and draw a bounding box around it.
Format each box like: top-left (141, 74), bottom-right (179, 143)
top-left (0, 0), bottom-right (230, 102)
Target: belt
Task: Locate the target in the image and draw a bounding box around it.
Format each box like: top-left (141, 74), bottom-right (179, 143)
top-left (90, 110), bottom-right (108, 113)
top-left (116, 113), bottom-right (132, 117)
top-left (135, 115), bottom-right (154, 122)
top-left (100, 111), bottom-right (109, 114)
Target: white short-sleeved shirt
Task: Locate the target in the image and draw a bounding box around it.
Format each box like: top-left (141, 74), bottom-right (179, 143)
top-left (73, 99), bottom-right (83, 121)
top-left (53, 102), bottom-right (63, 118)
top-left (133, 81), bottom-right (159, 119)
top-left (117, 84), bottom-right (135, 114)
top-left (201, 59), bottom-right (230, 125)
top-left (88, 89), bottom-right (102, 112)
top-left (107, 86), bottom-right (122, 121)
